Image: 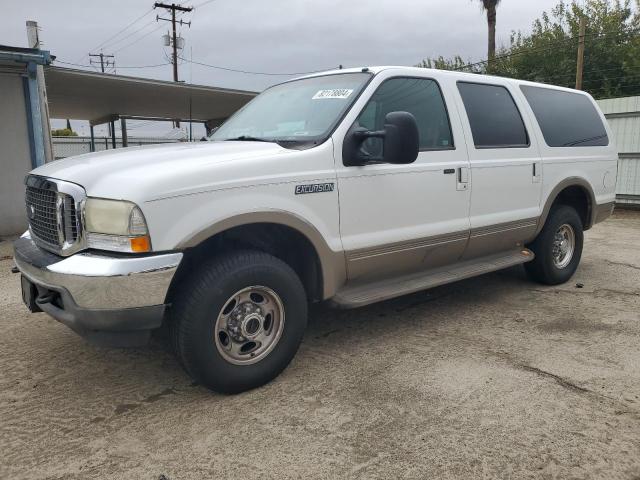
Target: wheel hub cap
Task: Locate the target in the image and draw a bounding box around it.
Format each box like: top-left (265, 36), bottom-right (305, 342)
top-left (214, 286), bottom-right (285, 365)
top-left (552, 224), bottom-right (576, 269)
top-left (240, 311), bottom-right (263, 338)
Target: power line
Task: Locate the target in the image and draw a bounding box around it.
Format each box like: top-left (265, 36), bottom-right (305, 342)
top-left (523, 65), bottom-right (640, 83)
top-left (110, 5), bottom-right (192, 55)
top-left (77, 7), bottom-right (154, 63)
top-left (179, 56), bottom-right (331, 76)
top-left (95, 8), bottom-right (154, 50)
top-left (113, 23), bottom-right (166, 54)
top-left (192, 0), bottom-right (219, 9)
top-left (101, 18), bottom-right (158, 50)
top-left (56, 59), bottom-right (170, 69)
top-left (453, 25), bottom-right (640, 72)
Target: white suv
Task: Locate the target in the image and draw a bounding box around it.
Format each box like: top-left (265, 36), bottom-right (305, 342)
top-left (15, 66), bottom-right (617, 393)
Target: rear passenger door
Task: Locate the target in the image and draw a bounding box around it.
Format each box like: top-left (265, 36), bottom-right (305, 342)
top-left (455, 81), bottom-right (542, 259)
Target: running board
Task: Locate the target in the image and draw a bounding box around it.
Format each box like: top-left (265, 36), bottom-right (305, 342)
top-left (332, 248), bottom-right (534, 309)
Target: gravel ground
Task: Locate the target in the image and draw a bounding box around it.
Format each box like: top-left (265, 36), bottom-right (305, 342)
top-left (1, 211), bottom-right (640, 480)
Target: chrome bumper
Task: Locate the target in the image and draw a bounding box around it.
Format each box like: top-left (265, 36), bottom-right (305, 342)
top-left (14, 232), bottom-right (182, 310)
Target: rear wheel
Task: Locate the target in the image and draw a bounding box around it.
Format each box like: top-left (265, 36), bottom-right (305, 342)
top-left (169, 250), bottom-right (307, 393)
top-left (525, 205), bottom-right (584, 285)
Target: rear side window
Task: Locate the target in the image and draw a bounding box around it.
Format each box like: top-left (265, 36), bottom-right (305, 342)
top-left (521, 86), bottom-right (609, 147)
top-left (457, 82), bottom-right (529, 148)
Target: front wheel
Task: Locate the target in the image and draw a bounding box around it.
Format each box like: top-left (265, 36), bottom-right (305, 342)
top-left (525, 205), bottom-right (584, 285)
top-left (169, 250), bottom-right (308, 393)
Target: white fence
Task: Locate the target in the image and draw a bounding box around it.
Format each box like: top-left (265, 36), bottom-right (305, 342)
top-left (597, 96), bottom-right (640, 206)
top-left (52, 136), bottom-right (180, 160)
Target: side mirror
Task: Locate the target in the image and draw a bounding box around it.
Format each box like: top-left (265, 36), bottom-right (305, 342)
top-left (343, 111), bottom-right (419, 166)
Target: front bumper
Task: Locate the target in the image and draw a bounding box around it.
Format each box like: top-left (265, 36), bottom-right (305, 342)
top-left (13, 233), bottom-right (183, 346)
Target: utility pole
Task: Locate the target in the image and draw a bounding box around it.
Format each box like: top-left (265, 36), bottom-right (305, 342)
top-left (89, 52), bottom-right (115, 73)
top-left (89, 52), bottom-right (116, 138)
top-left (155, 2), bottom-right (192, 128)
top-left (26, 20), bottom-right (53, 163)
top-left (575, 16), bottom-right (587, 90)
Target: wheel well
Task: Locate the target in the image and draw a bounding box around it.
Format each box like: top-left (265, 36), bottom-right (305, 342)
top-left (552, 185), bottom-right (592, 229)
top-left (168, 223), bottom-right (323, 303)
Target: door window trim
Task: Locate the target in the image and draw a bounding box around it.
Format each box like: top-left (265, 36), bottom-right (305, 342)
top-left (350, 75), bottom-right (457, 154)
top-left (457, 80), bottom-right (531, 150)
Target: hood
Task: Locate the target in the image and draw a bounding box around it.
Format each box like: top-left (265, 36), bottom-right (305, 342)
top-left (31, 141), bottom-right (293, 203)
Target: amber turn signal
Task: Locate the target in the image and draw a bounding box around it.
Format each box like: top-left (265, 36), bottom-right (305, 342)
top-left (130, 235), bottom-right (151, 253)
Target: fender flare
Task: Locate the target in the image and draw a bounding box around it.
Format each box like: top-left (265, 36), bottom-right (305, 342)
top-left (176, 210), bottom-right (346, 300)
top-left (535, 177), bottom-right (596, 236)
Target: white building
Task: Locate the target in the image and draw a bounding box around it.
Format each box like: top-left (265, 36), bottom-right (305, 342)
top-left (598, 96), bottom-right (640, 207)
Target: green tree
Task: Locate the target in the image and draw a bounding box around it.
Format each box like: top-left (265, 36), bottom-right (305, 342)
top-left (493, 0), bottom-right (639, 98)
top-left (51, 128), bottom-right (78, 137)
top-left (416, 55), bottom-right (472, 71)
top-left (419, 0), bottom-right (640, 99)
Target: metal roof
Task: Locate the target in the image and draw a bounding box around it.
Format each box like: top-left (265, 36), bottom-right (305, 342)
top-left (44, 66), bottom-right (257, 125)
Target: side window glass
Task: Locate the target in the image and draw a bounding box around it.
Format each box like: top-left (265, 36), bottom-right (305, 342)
top-left (357, 101), bottom-right (377, 131)
top-left (457, 82), bottom-right (529, 148)
top-left (354, 77), bottom-right (454, 157)
top-left (521, 86), bottom-right (609, 147)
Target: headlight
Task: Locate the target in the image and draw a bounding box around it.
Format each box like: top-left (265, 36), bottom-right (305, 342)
top-left (84, 198), bottom-right (151, 253)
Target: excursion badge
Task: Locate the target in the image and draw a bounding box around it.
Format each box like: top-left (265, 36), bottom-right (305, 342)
top-left (294, 183), bottom-right (335, 195)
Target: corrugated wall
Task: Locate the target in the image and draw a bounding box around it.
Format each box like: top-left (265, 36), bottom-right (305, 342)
top-left (597, 96), bottom-right (640, 205)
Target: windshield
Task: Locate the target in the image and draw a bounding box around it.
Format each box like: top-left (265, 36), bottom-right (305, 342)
top-left (210, 72), bottom-right (371, 147)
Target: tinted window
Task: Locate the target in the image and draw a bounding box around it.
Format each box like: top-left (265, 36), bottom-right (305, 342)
top-left (457, 82), bottom-right (529, 148)
top-left (356, 78), bottom-right (454, 152)
top-left (521, 86), bottom-right (609, 147)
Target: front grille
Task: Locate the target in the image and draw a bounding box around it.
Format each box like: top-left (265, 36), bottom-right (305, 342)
top-left (25, 185), bottom-right (79, 249)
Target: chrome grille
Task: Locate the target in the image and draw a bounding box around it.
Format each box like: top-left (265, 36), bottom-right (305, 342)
top-left (25, 186), bottom-right (62, 246)
top-left (24, 176), bottom-right (85, 256)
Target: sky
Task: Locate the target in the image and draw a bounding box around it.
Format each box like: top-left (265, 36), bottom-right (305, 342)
top-left (2, 0), bottom-right (563, 136)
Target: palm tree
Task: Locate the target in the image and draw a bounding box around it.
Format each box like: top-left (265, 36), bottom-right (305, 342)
top-left (480, 0), bottom-right (502, 70)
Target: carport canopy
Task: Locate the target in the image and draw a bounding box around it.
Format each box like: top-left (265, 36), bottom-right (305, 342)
top-left (44, 66), bottom-right (257, 127)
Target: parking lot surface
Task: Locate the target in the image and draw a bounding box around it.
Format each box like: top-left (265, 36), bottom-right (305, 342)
top-left (1, 211), bottom-right (640, 480)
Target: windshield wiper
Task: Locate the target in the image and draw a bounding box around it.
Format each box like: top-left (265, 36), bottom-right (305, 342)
top-left (221, 135), bottom-right (316, 150)
top-left (224, 135), bottom-right (273, 143)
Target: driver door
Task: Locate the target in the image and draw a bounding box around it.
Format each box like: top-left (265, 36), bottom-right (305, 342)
top-left (334, 75), bottom-right (471, 283)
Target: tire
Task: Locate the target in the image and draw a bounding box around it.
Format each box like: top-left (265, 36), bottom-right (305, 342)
top-left (169, 250), bottom-right (307, 394)
top-left (525, 205), bottom-right (584, 285)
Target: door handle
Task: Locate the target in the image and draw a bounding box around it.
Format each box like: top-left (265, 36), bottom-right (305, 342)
top-left (457, 167), bottom-right (469, 191)
top-left (443, 168), bottom-right (455, 174)
top-left (532, 161), bottom-right (542, 183)
top-left (458, 167), bottom-right (469, 183)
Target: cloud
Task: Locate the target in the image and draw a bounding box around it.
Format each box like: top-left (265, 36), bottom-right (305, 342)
top-left (1, 0), bottom-right (561, 134)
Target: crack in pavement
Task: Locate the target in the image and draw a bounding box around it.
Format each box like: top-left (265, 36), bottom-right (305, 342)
top-left (533, 288), bottom-right (640, 298)
top-left (480, 348), bottom-right (640, 419)
top-left (606, 260), bottom-right (640, 271)
top-left (517, 364), bottom-right (591, 394)
top-left (113, 388), bottom-right (177, 416)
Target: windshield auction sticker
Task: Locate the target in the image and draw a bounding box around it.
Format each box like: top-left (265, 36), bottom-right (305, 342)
top-left (312, 89), bottom-right (354, 100)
